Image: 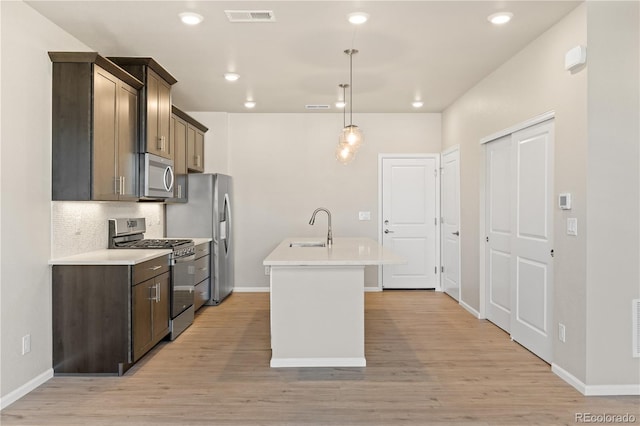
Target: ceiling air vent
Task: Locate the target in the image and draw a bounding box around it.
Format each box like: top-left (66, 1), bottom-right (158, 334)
top-left (305, 105), bottom-right (331, 110)
top-left (225, 10), bottom-right (276, 23)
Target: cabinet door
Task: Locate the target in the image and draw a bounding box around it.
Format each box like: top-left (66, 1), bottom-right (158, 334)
top-left (132, 281), bottom-right (153, 361)
top-left (152, 272), bottom-right (171, 343)
top-left (187, 125), bottom-right (204, 173)
top-left (194, 130), bottom-right (205, 172)
top-left (146, 69), bottom-right (171, 159)
top-left (117, 82), bottom-right (138, 200)
top-left (92, 66), bottom-right (118, 201)
top-left (172, 115), bottom-right (188, 201)
top-left (158, 78), bottom-right (172, 159)
top-left (146, 72), bottom-right (160, 157)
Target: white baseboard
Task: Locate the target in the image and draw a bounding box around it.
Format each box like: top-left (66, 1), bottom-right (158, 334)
top-left (233, 287), bottom-right (269, 293)
top-left (552, 363), bottom-right (640, 396)
top-left (459, 299), bottom-right (481, 318)
top-left (0, 368), bottom-right (53, 410)
top-left (234, 286), bottom-right (382, 293)
top-left (270, 357), bottom-right (366, 368)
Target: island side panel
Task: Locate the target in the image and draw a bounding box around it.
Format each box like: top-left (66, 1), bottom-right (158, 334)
top-left (270, 265), bottom-right (365, 367)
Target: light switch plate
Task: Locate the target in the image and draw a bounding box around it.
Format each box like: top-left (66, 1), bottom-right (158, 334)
top-left (567, 218), bottom-right (578, 236)
top-left (358, 211), bottom-right (371, 221)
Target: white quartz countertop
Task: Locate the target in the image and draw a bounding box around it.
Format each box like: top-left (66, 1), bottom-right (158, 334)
top-left (49, 237), bottom-right (212, 266)
top-left (263, 237), bottom-right (406, 266)
top-left (49, 249), bottom-right (171, 266)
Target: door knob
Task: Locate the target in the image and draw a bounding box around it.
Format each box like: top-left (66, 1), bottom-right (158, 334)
top-left (452, 231), bottom-right (460, 236)
top-left (384, 229), bottom-right (394, 234)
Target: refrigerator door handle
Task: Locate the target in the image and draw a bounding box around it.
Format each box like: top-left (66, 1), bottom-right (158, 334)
top-left (223, 193), bottom-right (231, 255)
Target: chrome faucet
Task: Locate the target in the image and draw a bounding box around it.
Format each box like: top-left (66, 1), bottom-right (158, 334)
top-left (309, 207), bottom-right (333, 247)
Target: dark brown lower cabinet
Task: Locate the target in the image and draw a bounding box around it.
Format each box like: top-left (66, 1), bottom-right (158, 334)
top-left (132, 272), bottom-right (170, 361)
top-left (52, 255), bottom-right (170, 375)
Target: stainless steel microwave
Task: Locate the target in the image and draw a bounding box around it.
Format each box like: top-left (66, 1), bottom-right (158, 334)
top-left (141, 153), bottom-right (174, 199)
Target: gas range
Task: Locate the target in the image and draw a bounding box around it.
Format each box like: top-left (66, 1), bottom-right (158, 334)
top-left (108, 218), bottom-right (195, 259)
top-left (108, 217), bottom-right (196, 341)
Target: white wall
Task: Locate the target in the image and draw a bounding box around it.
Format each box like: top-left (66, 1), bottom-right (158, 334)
top-left (0, 1), bottom-right (91, 404)
top-left (585, 1), bottom-right (639, 387)
top-left (227, 113), bottom-right (441, 289)
top-left (443, 4), bottom-right (588, 381)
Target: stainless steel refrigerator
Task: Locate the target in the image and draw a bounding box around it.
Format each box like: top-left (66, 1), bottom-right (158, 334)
top-left (166, 174), bottom-right (233, 305)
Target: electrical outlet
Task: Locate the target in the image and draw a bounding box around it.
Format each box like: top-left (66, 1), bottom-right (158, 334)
top-left (22, 334), bottom-right (31, 355)
top-left (264, 266), bottom-right (271, 275)
top-left (558, 323), bottom-right (566, 343)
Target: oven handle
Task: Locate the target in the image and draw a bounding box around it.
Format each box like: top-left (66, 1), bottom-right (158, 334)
top-left (172, 253), bottom-right (196, 264)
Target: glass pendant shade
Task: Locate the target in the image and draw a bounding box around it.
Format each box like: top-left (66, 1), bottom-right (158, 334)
top-left (335, 142), bottom-right (356, 165)
top-left (340, 125), bottom-right (363, 151)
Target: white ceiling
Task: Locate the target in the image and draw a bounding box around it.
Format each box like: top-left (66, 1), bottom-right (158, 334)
top-left (27, 1), bottom-right (581, 113)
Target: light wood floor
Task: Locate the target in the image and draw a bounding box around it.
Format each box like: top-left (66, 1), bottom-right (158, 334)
top-left (2, 292), bottom-right (638, 425)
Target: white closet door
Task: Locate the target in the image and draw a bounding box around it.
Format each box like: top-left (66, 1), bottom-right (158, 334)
top-left (510, 120), bottom-right (554, 363)
top-left (485, 136), bottom-right (514, 333)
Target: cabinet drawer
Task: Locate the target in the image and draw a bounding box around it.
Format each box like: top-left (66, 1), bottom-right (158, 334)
top-left (133, 255), bottom-right (170, 285)
top-left (194, 278), bottom-right (210, 312)
top-left (194, 255), bottom-right (210, 284)
top-left (195, 242), bottom-right (210, 259)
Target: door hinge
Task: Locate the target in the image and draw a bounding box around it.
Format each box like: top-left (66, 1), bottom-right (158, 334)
top-left (434, 218), bottom-right (437, 226)
top-left (441, 266), bottom-right (444, 273)
top-left (434, 266), bottom-right (437, 274)
top-left (434, 169), bottom-right (438, 177)
top-left (486, 236), bottom-right (489, 243)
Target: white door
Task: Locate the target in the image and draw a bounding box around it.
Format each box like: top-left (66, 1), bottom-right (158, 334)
top-left (441, 147), bottom-right (460, 300)
top-left (483, 120), bottom-right (554, 363)
top-left (381, 156), bottom-right (439, 289)
top-left (510, 121), bottom-right (554, 363)
top-left (485, 136), bottom-right (513, 333)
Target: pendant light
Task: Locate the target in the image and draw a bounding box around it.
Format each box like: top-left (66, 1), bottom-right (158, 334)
top-left (339, 49), bottom-right (363, 152)
top-left (335, 83), bottom-right (356, 164)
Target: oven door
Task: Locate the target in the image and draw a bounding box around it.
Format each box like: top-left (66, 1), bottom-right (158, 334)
top-left (171, 254), bottom-right (195, 318)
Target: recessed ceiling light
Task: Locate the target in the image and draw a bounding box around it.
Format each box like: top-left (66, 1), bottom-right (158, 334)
top-left (347, 12), bottom-right (369, 25)
top-left (412, 101), bottom-right (424, 108)
top-left (335, 101), bottom-right (346, 109)
top-left (487, 12), bottom-right (513, 25)
top-left (224, 73), bottom-right (240, 82)
top-left (244, 101), bottom-right (256, 109)
top-left (179, 12), bottom-right (204, 26)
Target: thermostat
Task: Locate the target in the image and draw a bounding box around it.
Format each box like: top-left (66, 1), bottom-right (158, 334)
top-left (559, 193), bottom-right (572, 210)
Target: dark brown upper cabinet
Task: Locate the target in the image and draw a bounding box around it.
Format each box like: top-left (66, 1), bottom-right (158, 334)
top-left (49, 52), bottom-right (143, 201)
top-left (172, 106), bottom-right (208, 174)
top-left (108, 57), bottom-right (177, 161)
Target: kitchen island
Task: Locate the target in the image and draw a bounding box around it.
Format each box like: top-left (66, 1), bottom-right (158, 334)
top-left (263, 237), bottom-right (404, 368)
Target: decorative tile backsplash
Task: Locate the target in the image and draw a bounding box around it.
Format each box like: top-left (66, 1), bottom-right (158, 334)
top-left (51, 201), bottom-right (164, 259)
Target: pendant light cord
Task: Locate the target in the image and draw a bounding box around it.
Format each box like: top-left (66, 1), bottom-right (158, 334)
top-left (349, 51), bottom-right (353, 127)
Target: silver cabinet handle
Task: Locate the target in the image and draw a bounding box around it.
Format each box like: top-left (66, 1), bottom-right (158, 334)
top-left (199, 267), bottom-right (208, 271)
top-left (196, 155), bottom-right (201, 168)
top-left (121, 176), bottom-right (126, 195)
top-left (149, 265), bottom-right (162, 271)
top-left (384, 229), bottom-right (394, 234)
top-left (177, 184), bottom-right (182, 199)
top-left (155, 283), bottom-right (161, 302)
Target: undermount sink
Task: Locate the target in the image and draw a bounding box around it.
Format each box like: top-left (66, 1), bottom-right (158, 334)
top-left (289, 241), bottom-right (327, 248)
